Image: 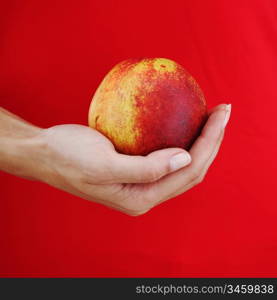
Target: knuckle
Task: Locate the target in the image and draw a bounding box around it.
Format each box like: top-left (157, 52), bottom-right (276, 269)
top-left (189, 169), bottom-right (201, 183)
top-left (126, 209), bottom-right (150, 217)
top-left (197, 173), bottom-right (205, 184)
top-left (189, 168), bottom-right (206, 185)
top-left (120, 188), bottom-right (160, 216)
top-left (120, 196), bottom-right (152, 217)
top-left (195, 172), bottom-right (206, 185)
top-left (142, 188), bottom-right (159, 205)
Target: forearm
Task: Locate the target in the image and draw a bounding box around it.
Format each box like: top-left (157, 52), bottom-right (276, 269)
top-left (0, 107), bottom-right (46, 180)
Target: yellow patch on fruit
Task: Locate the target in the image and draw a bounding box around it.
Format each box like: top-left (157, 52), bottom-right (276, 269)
top-left (153, 58), bottom-right (177, 73)
top-left (88, 64), bottom-right (142, 151)
top-left (132, 61), bottom-right (149, 73)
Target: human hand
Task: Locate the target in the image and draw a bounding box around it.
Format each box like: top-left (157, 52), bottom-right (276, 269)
top-left (36, 103), bottom-right (231, 216)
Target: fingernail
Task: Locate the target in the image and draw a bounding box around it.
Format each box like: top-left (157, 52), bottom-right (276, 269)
top-left (169, 152), bottom-right (191, 172)
top-left (223, 104), bottom-right (232, 128)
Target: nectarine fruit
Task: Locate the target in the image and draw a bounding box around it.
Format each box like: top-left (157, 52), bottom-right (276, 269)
top-left (89, 58), bottom-right (207, 155)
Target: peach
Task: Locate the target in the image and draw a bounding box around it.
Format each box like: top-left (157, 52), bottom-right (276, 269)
top-left (89, 58), bottom-right (207, 155)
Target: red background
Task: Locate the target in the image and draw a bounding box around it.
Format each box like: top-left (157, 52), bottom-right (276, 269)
top-left (1, 0), bottom-right (277, 277)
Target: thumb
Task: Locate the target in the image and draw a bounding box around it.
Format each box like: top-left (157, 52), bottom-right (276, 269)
top-left (110, 148), bottom-right (191, 183)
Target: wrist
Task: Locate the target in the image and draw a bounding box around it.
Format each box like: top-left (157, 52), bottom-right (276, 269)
top-left (0, 127), bottom-right (43, 180)
top-left (0, 108), bottom-right (58, 183)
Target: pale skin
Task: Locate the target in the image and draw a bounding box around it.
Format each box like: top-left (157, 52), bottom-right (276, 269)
top-left (0, 104), bottom-right (231, 216)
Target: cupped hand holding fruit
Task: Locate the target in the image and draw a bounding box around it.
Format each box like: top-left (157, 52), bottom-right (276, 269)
top-left (39, 103), bottom-right (230, 216)
top-left (0, 58), bottom-right (231, 216)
